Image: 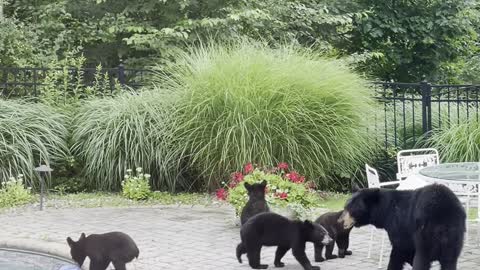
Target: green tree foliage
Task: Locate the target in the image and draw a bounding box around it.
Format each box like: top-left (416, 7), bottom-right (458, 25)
top-left (1, 0), bottom-right (479, 82)
top-left (341, 0), bottom-right (480, 82)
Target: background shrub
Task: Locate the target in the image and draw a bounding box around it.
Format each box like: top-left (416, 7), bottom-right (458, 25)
top-left (71, 90), bottom-right (178, 191)
top-left (157, 41), bottom-right (375, 190)
top-left (121, 167), bottom-right (152, 200)
top-left (0, 99), bottom-right (68, 186)
top-left (427, 121), bottom-right (480, 162)
top-left (0, 175), bottom-right (33, 208)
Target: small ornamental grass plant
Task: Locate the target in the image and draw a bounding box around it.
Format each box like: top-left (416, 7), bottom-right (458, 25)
top-left (216, 162), bottom-right (319, 218)
top-left (0, 174), bottom-right (33, 208)
top-left (121, 167), bottom-right (152, 200)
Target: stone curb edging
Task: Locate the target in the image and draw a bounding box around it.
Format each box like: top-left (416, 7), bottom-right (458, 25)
top-left (0, 238), bottom-right (83, 268)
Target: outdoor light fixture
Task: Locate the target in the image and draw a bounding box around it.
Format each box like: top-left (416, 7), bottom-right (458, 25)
top-left (34, 164), bottom-right (53, 211)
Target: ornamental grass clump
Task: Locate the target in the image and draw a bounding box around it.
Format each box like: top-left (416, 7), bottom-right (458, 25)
top-left (0, 99), bottom-right (67, 185)
top-left (427, 121), bottom-right (480, 162)
top-left (159, 41), bottom-right (375, 189)
top-left (71, 90), bottom-right (178, 191)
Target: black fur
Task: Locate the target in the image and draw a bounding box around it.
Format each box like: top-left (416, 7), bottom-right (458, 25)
top-left (66, 232), bottom-right (139, 270)
top-left (314, 210), bottom-right (352, 262)
top-left (240, 180), bottom-right (269, 225)
top-left (236, 212), bottom-right (332, 270)
top-left (342, 184), bottom-right (466, 270)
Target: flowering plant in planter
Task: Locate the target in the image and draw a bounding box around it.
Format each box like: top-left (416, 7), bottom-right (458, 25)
top-left (216, 163), bottom-right (319, 219)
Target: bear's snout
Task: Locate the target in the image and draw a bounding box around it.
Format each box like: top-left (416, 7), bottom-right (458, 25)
top-left (339, 211), bottom-right (355, 229)
top-left (322, 234), bottom-right (333, 245)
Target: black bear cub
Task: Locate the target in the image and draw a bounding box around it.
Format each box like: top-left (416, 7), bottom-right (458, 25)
top-left (236, 212), bottom-right (332, 270)
top-left (240, 180), bottom-right (269, 225)
top-left (67, 231), bottom-right (139, 270)
top-left (314, 210), bottom-right (353, 262)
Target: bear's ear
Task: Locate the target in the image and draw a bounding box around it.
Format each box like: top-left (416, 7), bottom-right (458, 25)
top-left (351, 183), bottom-right (361, 193)
top-left (303, 220), bottom-right (314, 228)
top-left (67, 237), bottom-right (75, 247)
top-left (80, 233), bottom-right (86, 240)
top-left (244, 182), bottom-right (252, 191)
top-left (260, 180), bottom-right (267, 187)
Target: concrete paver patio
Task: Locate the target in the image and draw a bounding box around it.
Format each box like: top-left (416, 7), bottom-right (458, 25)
top-left (0, 205), bottom-right (478, 270)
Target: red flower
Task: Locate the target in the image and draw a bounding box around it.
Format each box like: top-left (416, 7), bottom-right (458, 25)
top-left (231, 172), bottom-right (244, 182)
top-left (244, 163), bottom-right (254, 174)
top-left (275, 192), bottom-right (288, 200)
top-left (298, 176), bottom-right (305, 183)
top-left (216, 188), bottom-right (228, 200)
top-left (229, 181), bottom-right (238, 188)
top-left (286, 171), bottom-right (298, 182)
top-left (285, 171), bottom-right (306, 183)
top-left (277, 162), bottom-right (289, 170)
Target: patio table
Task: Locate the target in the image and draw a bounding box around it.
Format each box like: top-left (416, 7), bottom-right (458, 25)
top-left (398, 162), bottom-right (480, 219)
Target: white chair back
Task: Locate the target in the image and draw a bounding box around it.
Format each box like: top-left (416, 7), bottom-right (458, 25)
top-left (397, 148), bottom-right (439, 180)
top-left (365, 164), bottom-right (381, 188)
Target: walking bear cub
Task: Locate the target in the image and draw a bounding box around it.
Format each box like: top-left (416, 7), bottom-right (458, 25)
top-left (240, 180), bottom-right (269, 225)
top-left (314, 210), bottom-right (353, 262)
top-left (67, 231), bottom-right (139, 270)
top-left (236, 212), bottom-right (333, 270)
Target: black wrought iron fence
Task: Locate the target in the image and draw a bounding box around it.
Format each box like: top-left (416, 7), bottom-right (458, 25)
top-left (0, 64), bottom-right (152, 98)
top-left (373, 81), bottom-right (480, 149)
top-left (2, 65), bottom-right (479, 150)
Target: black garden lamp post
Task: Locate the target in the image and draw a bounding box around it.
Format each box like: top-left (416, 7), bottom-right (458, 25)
top-left (34, 164), bottom-right (53, 211)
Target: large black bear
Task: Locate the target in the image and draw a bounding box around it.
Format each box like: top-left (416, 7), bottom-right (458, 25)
top-left (314, 210), bottom-right (353, 262)
top-left (240, 180), bottom-right (269, 225)
top-left (67, 232), bottom-right (139, 270)
top-left (236, 212), bottom-right (332, 270)
top-left (340, 184), bottom-right (466, 270)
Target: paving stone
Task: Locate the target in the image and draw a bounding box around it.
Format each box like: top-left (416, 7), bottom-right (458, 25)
top-left (0, 205), bottom-right (478, 269)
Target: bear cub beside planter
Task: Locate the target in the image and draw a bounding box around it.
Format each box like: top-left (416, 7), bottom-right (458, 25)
top-left (241, 180), bottom-right (270, 225)
top-left (217, 163), bottom-right (319, 225)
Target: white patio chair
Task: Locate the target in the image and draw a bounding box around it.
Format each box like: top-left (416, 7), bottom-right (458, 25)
top-left (396, 148), bottom-right (439, 181)
top-left (365, 164), bottom-right (399, 268)
top-left (437, 180), bottom-right (479, 246)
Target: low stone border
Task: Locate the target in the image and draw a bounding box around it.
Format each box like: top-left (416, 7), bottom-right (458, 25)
top-left (0, 238), bottom-right (81, 269)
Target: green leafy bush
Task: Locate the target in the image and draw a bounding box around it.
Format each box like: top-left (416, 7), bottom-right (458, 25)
top-left (0, 175), bottom-right (33, 208)
top-left (51, 177), bottom-right (89, 195)
top-left (217, 163), bottom-right (319, 217)
top-left (158, 41), bottom-right (374, 189)
top-left (40, 52), bottom-right (121, 108)
top-left (0, 99), bottom-right (68, 186)
top-left (121, 167), bottom-right (152, 200)
top-left (71, 90), bottom-right (176, 190)
top-left (427, 121), bottom-right (480, 162)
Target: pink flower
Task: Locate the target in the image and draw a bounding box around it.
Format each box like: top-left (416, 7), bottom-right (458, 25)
top-left (244, 163), bottom-right (254, 174)
top-left (298, 176), bottom-right (305, 183)
top-left (277, 162), bottom-right (289, 170)
top-left (231, 172), bottom-right (244, 182)
top-left (285, 171), bottom-right (305, 183)
top-left (216, 188), bottom-right (228, 200)
top-left (286, 171), bottom-right (299, 182)
top-left (276, 192), bottom-right (288, 200)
